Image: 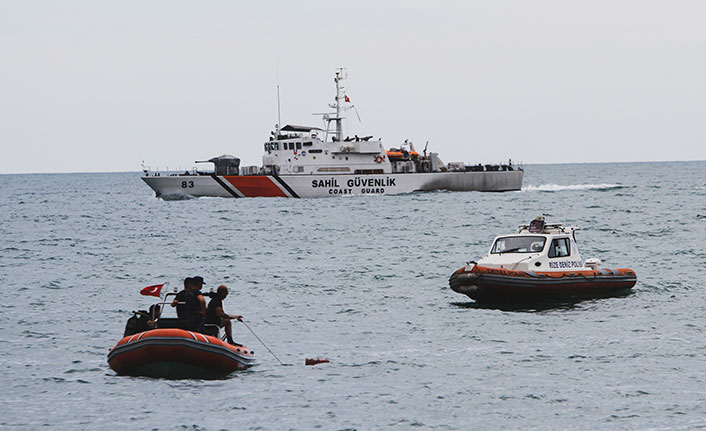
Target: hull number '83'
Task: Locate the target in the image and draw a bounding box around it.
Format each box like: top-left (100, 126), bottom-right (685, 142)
top-left (181, 181), bottom-right (194, 188)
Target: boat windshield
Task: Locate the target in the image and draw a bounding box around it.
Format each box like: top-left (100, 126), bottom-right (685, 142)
top-left (491, 236), bottom-right (546, 254)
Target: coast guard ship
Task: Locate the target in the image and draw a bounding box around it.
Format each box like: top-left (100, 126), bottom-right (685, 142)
top-left (142, 69), bottom-right (523, 199)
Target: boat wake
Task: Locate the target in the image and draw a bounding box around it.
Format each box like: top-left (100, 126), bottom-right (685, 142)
top-left (158, 192), bottom-right (196, 201)
top-left (523, 183), bottom-right (625, 192)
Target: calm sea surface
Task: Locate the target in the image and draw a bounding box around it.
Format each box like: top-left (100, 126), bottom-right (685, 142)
top-left (1, 161), bottom-right (705, 430)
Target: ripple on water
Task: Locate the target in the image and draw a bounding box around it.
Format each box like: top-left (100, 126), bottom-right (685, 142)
top-left (1, 164), bottom-right (706, 429)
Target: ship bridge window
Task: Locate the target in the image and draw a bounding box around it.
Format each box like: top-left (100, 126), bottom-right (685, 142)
top-left (303, 141), bottom-right (313, 147)
top-left (491, 236), bottom-right (546, 254)
top-left (548, 238), bottom-right (571, 258)
top-left (296, 142), bottom-right (302, 150)
top-left (265, 142), bottom-right (280, 151)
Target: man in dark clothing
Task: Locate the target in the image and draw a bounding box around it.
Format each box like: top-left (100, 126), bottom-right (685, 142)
top-left (171, 276), bottom-right (207, 331)
top-left (172, 277), bottom-right (192, 319)
top-left (182, 276), bottom-right (207, 331)
top-left (205, 285), bottom-right (242, 345)
top-left (123, 304), bottom-right (161, 336)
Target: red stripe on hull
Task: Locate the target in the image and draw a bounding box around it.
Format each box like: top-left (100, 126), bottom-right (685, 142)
top-left (223, 176), bottom-right (287, 197)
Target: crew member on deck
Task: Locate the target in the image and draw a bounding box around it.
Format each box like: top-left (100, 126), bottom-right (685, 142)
top-left (171, 277), bottom-right (192, 319)
top-left (124, 304), bottom-right (161, 336)
top-left (205, 285), bottom-right (243, 345)
top-left (183, 276), bottom-right (207, 331)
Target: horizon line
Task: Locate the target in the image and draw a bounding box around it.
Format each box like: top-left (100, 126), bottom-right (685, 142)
top-left (1, 158), bottom-right (704, 176)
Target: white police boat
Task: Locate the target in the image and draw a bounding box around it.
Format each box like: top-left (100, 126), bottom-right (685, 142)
top-left (449, 217), bottom-right (637, 301)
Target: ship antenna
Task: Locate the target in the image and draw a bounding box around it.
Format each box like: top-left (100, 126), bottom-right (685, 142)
top-left (276, 83), bottom-right (281, 133)
top-left (276, 60), bottom-right (282, 134)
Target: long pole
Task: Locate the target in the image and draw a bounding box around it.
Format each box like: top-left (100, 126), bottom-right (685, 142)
top-left (276, 60), bottom-right (281, 133)
top-left (241, 320), bottom-right (285, 366)
top-left (277, 84), bottom-right (281, 132)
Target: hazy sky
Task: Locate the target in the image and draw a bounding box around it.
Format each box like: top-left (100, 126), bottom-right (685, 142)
top-left (2, 1), bottom-right (705, 173)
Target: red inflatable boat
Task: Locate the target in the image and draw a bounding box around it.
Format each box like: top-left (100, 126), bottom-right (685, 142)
top-left (108, 328), bottom-right (255, 379)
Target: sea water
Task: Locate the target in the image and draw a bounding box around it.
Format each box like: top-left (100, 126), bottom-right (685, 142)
top-left (1, 161), bottom-right (705, 430)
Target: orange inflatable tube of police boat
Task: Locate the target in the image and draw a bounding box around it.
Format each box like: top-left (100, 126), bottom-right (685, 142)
top-left (449, 264), bottom-right (637, 301)
top-left (107, 328), bottom-right (255, 379)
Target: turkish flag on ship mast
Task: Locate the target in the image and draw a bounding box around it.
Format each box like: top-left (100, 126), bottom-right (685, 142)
top-left (344, 95), bottom-right (350, 103)
top-left (140, 282), bottom-right (167, 297)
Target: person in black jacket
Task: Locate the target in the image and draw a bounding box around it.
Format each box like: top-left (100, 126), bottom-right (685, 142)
top-left (172, 277), bottom-right (192, 319)
top-left (171, 276), bottom-right (207, 331)
top-left (123, 304), bottom-right (161, 336)
top-left (205, 285), bottom-right (242, 345)
top-left (185, 276), bottom-right (207, 330)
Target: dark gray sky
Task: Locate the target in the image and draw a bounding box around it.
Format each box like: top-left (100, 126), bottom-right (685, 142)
top-left (2, 0), bottom-right (705, 173)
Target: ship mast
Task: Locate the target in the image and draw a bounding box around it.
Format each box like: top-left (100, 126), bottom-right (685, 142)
top-left (329, 68), bottom-right (346, 141)
top-left (275, 59), bottom-right (282, 135)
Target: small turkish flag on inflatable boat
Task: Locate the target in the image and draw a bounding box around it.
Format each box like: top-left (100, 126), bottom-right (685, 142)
top-left (140, 283), bottom-right (165, 297)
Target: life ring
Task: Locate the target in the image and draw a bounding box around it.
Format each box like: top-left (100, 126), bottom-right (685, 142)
top-left (374, 155), bottom-right (384, 163)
